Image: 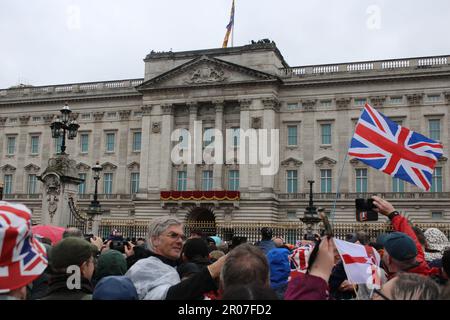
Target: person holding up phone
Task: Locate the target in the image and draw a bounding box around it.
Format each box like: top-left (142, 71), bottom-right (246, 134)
top-left (371, 196), bottom-right (441, 279)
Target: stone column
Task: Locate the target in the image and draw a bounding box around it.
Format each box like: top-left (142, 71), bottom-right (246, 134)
top-left (139, 105), bottom-right (152, 194)
top-left (159, 104), bottom-right (175, 190)
top-left (213, 101), bottom-right (224, 190)
top-left (261, 98), bottom-right (279, 193)
top-left (238, 99), bottom-right (252, 192)
top-left (39, 155), bottom-right (82, 227)
top-left (187, 103), bottom-right (198, 190)
top-left (117, 110), bottom-right (131, 194)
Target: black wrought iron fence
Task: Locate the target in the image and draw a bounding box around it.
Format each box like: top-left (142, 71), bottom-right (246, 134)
top-left (96, 218), bottom-right (450, 245)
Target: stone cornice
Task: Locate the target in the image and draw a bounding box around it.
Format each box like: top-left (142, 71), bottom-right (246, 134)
top-left (369, 96), bottom-right (386, 107)
top-left (162, 104), bottom-right (174, 115)
top-left (301, 99), bottom-right (317, 112)
top-left (262, 97), bottom-right (281, 111)
top-left (141, 104), bottom-right (153, 115)
top-left (239, 99), bottom-right (252, 111)
top-left (281, 157), bottom-right (303, 167)
top-left (119, 110), bottom-right (132, 120)
top-left (93, 111), bottom-right (104, 121)
top-left (19, 115), bottom-right (30, 125)
top-left (406, 93), bottom-right (424, 106)
top-left (0, 117), bottom-right (7, 126)
top-left (336, 97), bottom-right (351, 109)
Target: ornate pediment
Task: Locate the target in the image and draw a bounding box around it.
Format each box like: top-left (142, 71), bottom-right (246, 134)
top-left (127, 162), bottom-right (140, 171)
top-left (138, 56), bottom-right (279, 91)
top-left (24, 163), bottom-right (41, 172)
top-left (281, 157), bottom-right (303, 167)
top-left (1, 164), bottom-right (16, 173)
top-left (101, 162), bottom-right (117, 171)
top-left (76, 162), bottom-right (91, 171)
top-left (315, 156), bottom-right (337, 167)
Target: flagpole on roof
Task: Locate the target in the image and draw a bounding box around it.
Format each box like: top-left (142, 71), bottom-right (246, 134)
top-left (231, 0), bottom-right (235, 47)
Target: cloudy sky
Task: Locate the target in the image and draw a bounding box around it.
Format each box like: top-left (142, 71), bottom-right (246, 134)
top-left (1, 0), bottom-right (450, 88)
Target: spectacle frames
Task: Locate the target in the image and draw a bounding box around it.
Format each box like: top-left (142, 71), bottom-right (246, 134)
top-left (165, 232), bottom-right (187, 241)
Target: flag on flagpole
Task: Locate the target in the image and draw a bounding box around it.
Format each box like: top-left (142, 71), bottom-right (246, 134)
top-left (348, 103), bottom-right (443, 191)
top-left (222, 0), bottom-right (235, 48)
top-left (334, 238), bottom-right (382, 288)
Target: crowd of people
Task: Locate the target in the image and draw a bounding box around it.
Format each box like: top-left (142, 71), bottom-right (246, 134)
top-left (0, 196), bottom-right (449, 300)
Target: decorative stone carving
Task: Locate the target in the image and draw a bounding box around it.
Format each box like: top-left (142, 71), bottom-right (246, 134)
top-left (349, 158), bottom-right (361, 166)
top-left (336, 98), bottom-right (351, 109)
top-left (185, 65), bottom-right (226, 84)
top-left (239, 99), bottom-right (252, 111)
top-left (127, 161), bottom-right (140, 171)
top-left (406, 93), bottom-right (423, 106)
top-left (41, 173), bottom-right (61, 224)
top-left (43, 155), bottom-right (78, 179)
top-left (162, 104), bottom-right (174, 115)
top-left (262, 98), bottom-right (281, 111)
top-left (438, 156), bottom-right (448, 162)
top-left (141, 105), bottom-right (152, 116)
top-left (76, 162), bottom-right (91, 172)
top-left (186, 103), bottom-right (198, 115)
top-left (119, 110), bottom-right (131, 120)
top-left (1, 164), bottom-right (16, 173)
top-left (101, 162), bottom-right (118, 171)
top-left (0, 117), bottom-right (7, 126)
top-left (281, 157), bottom-right (303, 167)
top-left (444, 92), bottom-right (450, 104)
top-left (71, 112), bottom-right (79, 120)
top-left (370, 96), bottom-right (386, 107)
top-left (24, 163), bottom-right (41, 173)
top-left (43, 114), bottom-right (54, 124)
top-left (152, 121), bottom-right (162, 133)
top-left (315, 156), bottom-right (337, 167)
top-left (93, 111), bottom-right (105, 121)
top-left (251, 117), bottom-right (262, 129)
top-left (302, 100), bottom-right (317, 112)
top-left (19, 115), bottom-right (30, 125)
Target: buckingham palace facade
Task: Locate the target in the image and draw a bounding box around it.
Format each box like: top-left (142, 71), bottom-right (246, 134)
top-left (1, 41), bottom-right (450, 225)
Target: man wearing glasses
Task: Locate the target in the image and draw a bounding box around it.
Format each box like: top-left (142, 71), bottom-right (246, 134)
top-left (126, 216), bottom-right (225, 300)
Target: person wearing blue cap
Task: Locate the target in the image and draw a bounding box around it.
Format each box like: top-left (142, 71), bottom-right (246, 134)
top-left (372, 196), bottom-right (441, 279)
top-left (93, 276), bottom-right (138, 300)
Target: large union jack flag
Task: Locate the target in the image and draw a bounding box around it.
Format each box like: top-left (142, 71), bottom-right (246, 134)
top-left (0, 201), bottom-right (48, 293)
top-left (348, 104), bottom-right (444, 191)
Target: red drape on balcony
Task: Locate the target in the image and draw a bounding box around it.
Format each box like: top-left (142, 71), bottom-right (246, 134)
top-left (160, 191), bottom-right (240, 201)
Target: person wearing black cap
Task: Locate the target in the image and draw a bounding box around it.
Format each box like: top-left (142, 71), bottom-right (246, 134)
top-left (372, 196), bottom-right (441, 279)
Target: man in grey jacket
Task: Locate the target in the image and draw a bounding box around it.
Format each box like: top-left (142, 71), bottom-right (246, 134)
top-left (126, 216), bottom-right (225, 300)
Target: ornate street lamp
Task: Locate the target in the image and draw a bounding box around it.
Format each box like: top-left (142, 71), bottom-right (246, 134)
top-left (50, 103), bottom-right (80, 155)
top-left (300, 180), bottom-right (322, 240)
top-left (89, 161), bottom-right (103, 210)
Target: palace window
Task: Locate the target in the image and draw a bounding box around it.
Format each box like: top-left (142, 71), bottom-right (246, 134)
top-left (228, 170), bottom-right (239, 191)
top-left (355, 168), bottom-right (368, 193)
top-left (287, 125), bottom-right (298, 146)
top-left (286, 170), bottom-right (298, 193)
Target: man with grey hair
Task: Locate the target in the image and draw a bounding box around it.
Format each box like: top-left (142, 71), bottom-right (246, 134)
top-left (62, 227), bottom-right (83, 239)
top-left (126, 216), bottom-right (225, 300)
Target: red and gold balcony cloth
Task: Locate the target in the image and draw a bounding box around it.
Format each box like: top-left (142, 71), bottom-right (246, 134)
top-left (160, 191), bottom-right (240, 201)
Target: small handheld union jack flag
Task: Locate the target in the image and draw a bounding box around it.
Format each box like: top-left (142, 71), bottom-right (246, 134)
top-left (349, 103), bottom-right (444, 191)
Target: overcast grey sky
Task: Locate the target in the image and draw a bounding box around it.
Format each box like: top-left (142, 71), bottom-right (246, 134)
top-left (1, 0), bottom-right (450, 88)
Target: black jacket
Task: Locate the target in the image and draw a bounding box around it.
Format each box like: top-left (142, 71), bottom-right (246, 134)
top-left (40, 273), bottom-right (93, 300)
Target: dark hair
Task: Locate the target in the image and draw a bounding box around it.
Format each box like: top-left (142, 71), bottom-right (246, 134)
top-left (182, 238), bottom-right (209, 261)
top-left (62, 227), bottom-right (83, 239)
top-left (190, 229), bottom-right (203, 237)
top-left (222, 283), bottom-right (278, 300)
top-left (261, 228), bottom-right (272, 240)
top-left (412, 226), bottom-right (427, 248)
top-left (442, 248), bottom-right (450, 277)
top-left (221, 243), bottom-right (269, 291)
top-left (391, 273), bottom-right (440, 300)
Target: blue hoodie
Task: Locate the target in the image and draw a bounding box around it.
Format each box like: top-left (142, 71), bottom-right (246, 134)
top-left (267, 247), bottom-right (290, 289)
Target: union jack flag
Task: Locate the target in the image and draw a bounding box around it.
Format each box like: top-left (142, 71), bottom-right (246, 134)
top-left (0, 201), bottom-right (48, 293)
top-left (349, 104), bottom-right (443, 191)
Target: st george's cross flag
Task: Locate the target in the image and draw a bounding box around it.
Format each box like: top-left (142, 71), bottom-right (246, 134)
top-left (334, 238), bottom-right (382, 288)
top-left (348, 103), bottom-right (443, 191)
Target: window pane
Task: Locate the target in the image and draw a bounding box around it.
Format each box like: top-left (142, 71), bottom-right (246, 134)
top-left (30, 136), bottom-right (39, 154)
top-left (177, 171), bottom-right (187, 191)
top-left (429, 120), bottom-right (441, 141)
top-left (106, 133), bottom-right (115, 152)
top-left (320, 169), bottom-right (332, 193)
top-left (133, 132), bottom-right (141, 152)
top-left (321, 124), bottom-right (331, 144)
top-left (27, 174), bottom-right (37, 194)
top-left (287, 211), bottom-right (297, 220)
top-left (80, 134), bottom-right (89, 153)
top-left (356, 169), bottom-right (368, 193)
top-left (287, 126), bottom-right (297, 146)
top-left (392, 177), bottom-right (404, 192)
top-left (432, 212), bottom-right (443, 220)
top-left (7, 137), bottom-right (16, 155)
top-left (130, 173), bottom-right (139, 193)
top-left (287, 170), bottom-right (298, 193)
top-left (78, 173), bottom-right (86, 194)
top-left (228, 170), bottom-right (239, 191)
top-left (103, 173), bottom-right (113, 194)
top-left (179, 129), bottom-right (189, 150)
top-left (202, 171), bottom-right (213, 191)
top-left (430, 167), bottom-right (442, 193)
top-left (3, 175), bottom-right (13, 194)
